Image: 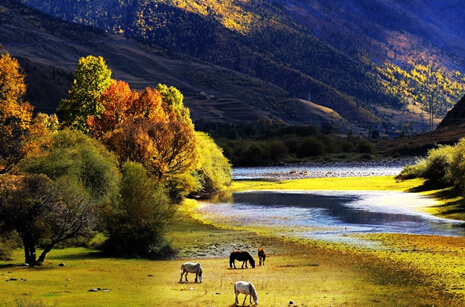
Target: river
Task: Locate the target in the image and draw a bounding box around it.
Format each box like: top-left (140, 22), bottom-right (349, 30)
top-left (199, 161), bottom-right (465, 246)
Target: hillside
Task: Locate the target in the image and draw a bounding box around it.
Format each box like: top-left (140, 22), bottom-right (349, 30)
top-left (0, 0), bottom-right (357, 128)
top-left (3, 0), bottom-right (465, 138)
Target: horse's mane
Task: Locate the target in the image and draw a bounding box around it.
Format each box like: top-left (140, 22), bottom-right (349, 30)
top-left (249, 282), bottom-right (258, 299)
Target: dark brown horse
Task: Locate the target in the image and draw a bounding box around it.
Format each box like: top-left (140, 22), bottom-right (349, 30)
top-left (230, 250), bottom-right (255, 269)
top-left (258, 248), bottom-right (266, 265)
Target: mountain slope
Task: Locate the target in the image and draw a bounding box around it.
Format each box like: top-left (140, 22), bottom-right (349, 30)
top-left (1, 0), bottom-right (348, 126)
top-left (6, 0), bottom-right (465, 137)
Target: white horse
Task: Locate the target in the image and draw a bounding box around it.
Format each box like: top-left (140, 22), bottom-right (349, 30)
top-left (234, 281), bottom-right (258, 305)
top-left (180, 262), bottom-right (203, 283)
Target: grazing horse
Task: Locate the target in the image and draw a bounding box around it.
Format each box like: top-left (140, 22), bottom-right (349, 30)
top-left (230, 251), bottom-right (255, 269)
top-left (258, 248), bottom-right (266, 266)
top-left (180, 262), bottom-right (202, 283)
top-left (234, 281), bottom-right (258, 306)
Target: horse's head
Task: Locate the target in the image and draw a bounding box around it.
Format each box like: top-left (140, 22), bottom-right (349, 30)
top-left (249, 257), bottom-right (255, 268)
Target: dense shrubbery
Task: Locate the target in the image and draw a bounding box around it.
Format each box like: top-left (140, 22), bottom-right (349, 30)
top-left (399, 139), bottom-right (465, 193)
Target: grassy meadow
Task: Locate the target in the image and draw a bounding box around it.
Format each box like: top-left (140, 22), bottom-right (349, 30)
top-left (2, 175), bottom-right (465, 306)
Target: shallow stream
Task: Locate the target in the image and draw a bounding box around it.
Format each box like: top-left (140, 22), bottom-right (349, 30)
top-left (199, 162), bottom-right (465, 246)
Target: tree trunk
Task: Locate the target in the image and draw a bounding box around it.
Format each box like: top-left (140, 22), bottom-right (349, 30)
top-left (23, 239), bottom-right (37, 264)
top-left (37, 244), bottom-right (54, 263)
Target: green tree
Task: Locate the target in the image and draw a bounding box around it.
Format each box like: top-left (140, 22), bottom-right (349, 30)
top-left (102, 161), bottom-right (175, 258)
top-left (0, 53), bottom-right (33, 174)
top-left (0, 174), bottom-right (96, 264)
top-left (156, 83), bottom-right (193, 127)
top-left (4, 129), bottom-right (121, 264)
top-left (57, 55), bottom-right (112, 132)
top-left (21, 128), bottom-right (120, 205)
top-left (193, 131), bottom-right (231, 193)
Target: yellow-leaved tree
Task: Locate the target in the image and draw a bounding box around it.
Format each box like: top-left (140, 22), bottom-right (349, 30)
top-left (0, 51), bottom-right (33, 174)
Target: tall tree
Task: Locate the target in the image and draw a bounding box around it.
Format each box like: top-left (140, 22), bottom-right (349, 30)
top-left (0, 53), bottom-right (33, 174)
top-left (57, 55), bottom-right (111, 132)
top-left (90, 82), bottom-right (198, 181)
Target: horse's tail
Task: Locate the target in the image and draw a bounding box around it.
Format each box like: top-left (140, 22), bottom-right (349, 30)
top-left (198, 263), bottom-right (202, 276)
top-left (229, 254), bottom-right (233, 268)
top-left (180, 264), bottom-right (184, 273)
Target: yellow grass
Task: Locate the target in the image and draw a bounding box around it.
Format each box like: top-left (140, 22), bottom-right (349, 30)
top-left (231, 176), bottom-right (426, 192)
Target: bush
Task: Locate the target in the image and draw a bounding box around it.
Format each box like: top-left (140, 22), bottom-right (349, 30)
top-left (446, 139), bottom-right (465, 190)
top-left (296, 137), bottom-right (325, 158)
top-left (267, 139), bottom-right (288, 161)
top-left (342, 141), bottom-right (356, 153)
top-left (399, 144), bottom-right (454, 185)
top-left (357, 139), bottom-right (376, 154)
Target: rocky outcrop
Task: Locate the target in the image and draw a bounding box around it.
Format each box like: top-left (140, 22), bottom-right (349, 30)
top-left (437, 94), bottom-right (465, 128)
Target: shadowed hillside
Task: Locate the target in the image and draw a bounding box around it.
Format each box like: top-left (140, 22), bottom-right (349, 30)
top-left (4, 0), bottom-right (465, 139)
top-left (1, 0), bottom-right (356, 128)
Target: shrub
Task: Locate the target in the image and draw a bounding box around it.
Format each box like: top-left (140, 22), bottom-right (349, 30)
top-left (357, 139), bottom-right (376, 154)
top-left (267, 139), bottom-right (288, 161)
top-left (342, 141), bottom-right (356, 153)
top-left (446, 139), bottom-right (465, 191)
top-left (419, 145), bottom-right (453, 184)
top-left (296, 137), bottom-right (325, 158)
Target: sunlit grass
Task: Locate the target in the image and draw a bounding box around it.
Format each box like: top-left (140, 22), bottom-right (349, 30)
top-left (231, 176), bottom-right (426, 192)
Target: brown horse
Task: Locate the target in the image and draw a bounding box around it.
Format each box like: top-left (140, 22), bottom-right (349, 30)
top-left (258, 248), bottom-right (266, 265)
top-left (230, 250), bottom-right (255, 269)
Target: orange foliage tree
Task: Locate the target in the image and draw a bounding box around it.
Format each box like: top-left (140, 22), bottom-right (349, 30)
top-left (0, 52), bottom-right (33, 174)
top-left (88, 81), bottom-right (198, 180)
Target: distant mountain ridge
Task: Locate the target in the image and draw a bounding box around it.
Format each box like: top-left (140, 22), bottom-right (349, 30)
top-left (3, 0), bottom-right (465, 137)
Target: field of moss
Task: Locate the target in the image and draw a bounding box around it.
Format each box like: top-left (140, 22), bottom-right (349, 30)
top-left (1, 175), bottom-right (465, 306)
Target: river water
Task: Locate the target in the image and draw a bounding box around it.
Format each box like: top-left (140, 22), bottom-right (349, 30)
top-left (199, 162), bottom-right (465, 245)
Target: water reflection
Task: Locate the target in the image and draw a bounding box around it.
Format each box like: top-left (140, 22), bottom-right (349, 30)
top-left (199, 191), bottom-right (465, 241)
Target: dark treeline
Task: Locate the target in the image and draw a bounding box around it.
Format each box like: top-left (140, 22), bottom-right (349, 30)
top-left (195, 119), bottom-right (377, 166)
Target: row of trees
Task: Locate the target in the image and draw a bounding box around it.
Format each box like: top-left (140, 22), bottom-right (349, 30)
top-left (0, 50), bottom-right (231, 263)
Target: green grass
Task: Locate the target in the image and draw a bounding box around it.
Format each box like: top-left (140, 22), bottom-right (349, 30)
top-left (2, 176), bottom-right (465, 306)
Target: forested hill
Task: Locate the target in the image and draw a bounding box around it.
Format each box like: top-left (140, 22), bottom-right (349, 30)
top-left (6, 0), bottom-right (465, 134)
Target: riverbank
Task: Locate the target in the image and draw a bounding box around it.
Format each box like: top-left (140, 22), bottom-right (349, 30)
top-left (233, 158), bottom-right (416, 180)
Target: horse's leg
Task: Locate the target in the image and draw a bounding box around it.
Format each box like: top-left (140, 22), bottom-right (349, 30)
top-left (185, 271), bottom-right (189, 282)
top-left (242, 293), bottom-right (248, 306)
top-left (195, 272), bottom-right (198, 283)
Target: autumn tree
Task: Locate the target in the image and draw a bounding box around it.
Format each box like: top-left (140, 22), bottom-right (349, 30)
top-left (104, 116), bottom-right (197, 180)
top-left (57, 55), bottom-right (112, 132)
top-left (0, 53), bottom-right (33, 174)
top-left (89, 82), bottom-right (198, 182)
